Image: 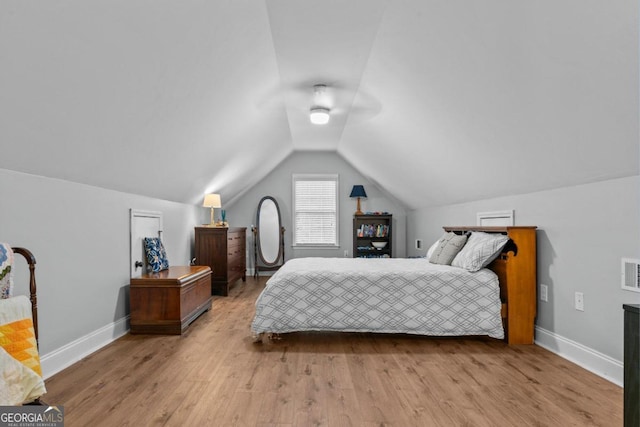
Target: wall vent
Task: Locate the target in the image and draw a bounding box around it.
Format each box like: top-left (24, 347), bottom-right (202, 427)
top-left (621, 258), bottom-right (640, 292)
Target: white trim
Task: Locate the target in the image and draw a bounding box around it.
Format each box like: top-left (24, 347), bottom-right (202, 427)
top-left (129, 209), bottom-right (163, 231)
top-left (534, 326), bottom-right (623, 386)
top-left (291, 173), bottom-right (340, 247)
top-left (130, 209), bottom-right (163, 278)
top-left (476, 210), bottom-right (514, 226)
top-left (40, 316), bottom-right (130, 380)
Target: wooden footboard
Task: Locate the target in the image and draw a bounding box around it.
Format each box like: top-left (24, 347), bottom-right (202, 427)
top-left (11, 247), bottom-right (39, 345)
top-left (5, 246), bottom-right (46, 405)
top-left (444, 226), bottom-right (537, 344)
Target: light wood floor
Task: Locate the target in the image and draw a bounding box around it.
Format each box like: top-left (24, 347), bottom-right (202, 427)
top-left (44, 277), bottom-right (622, 426)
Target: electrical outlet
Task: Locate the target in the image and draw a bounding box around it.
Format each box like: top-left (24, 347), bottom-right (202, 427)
top-left (344, 250), bottom-right (349, 257)
top-left (415, 239), bottom-right (423, 250)
top-left (540, 284), bottom-right (548, 302)
top-left (574, 292), bottom-right (584, 311)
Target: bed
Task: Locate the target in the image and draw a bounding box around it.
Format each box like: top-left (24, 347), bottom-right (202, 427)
top-left (0, 245), bottom-right (47, 405)
top-left (252, 226), bottom-right (537, 344)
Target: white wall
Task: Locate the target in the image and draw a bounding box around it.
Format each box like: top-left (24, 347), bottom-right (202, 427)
top-left (407, 175), bottom-right (640, 365)
top-left (0, 168), bottom-right (199, 357)
top-left (224, 151), bottom-right (407, 270)
top-left (2, 168), bottom-right (635, 381)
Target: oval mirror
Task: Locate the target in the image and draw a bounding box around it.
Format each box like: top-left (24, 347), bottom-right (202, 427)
top-left (257, 196), bottom-right (283, 266)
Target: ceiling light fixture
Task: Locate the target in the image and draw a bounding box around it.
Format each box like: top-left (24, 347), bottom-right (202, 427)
top-left (310, 107), bottom-right (330, 125)
top-left (310, 84), bottom-right (330, 125)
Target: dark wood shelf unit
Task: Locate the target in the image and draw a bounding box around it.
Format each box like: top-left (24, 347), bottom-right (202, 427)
top-left (353, 214), bottom-right (392, 258)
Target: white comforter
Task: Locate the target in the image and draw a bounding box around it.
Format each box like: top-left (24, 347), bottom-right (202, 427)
top-left (252, 257), bottom-right (504, 339)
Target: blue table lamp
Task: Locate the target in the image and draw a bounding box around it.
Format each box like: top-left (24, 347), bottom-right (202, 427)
top-left (349, 185), bottom-right (367, 215)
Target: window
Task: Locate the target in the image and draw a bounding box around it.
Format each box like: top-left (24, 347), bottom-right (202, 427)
top-left (292, 174), bottom-right (339, 247)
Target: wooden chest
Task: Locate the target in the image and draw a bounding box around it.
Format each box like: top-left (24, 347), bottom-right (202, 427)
top-left (130, 266), bottom-right (212, 335)
top-left (194, 227), bottom-right (246, 296)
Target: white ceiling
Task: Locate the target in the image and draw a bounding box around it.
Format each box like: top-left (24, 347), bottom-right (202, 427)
top-left (0, 1), bottom-right (637, 210)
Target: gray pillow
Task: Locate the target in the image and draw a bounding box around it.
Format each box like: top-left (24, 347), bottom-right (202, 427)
top-left (451, 231), bottom-right (509, 272)
top-left (429, 232), bottom-right (468, 265)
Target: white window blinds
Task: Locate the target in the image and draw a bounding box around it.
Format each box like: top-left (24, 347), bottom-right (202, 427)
top-left (293, 174), bottom-right (339, 246)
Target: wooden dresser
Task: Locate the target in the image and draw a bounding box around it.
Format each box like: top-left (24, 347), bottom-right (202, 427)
top-left (129, 265), bottom-right (212, 335)
top-left (194, 226), bottom-right (247, 296)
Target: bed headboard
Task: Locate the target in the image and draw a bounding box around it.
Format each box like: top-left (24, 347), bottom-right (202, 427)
top-left (443, 226), bottom-right (538, 344)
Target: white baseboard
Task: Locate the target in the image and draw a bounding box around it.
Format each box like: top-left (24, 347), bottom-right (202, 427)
top-left (535, 326), bottom-right (623, 387)
top-left (40, 316), bottom-right (130, 380)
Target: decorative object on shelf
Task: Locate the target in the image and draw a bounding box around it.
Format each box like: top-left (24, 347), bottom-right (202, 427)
top-left (349, 185), bottom-right (367, 215)
top-left (309, 84), bottom-right (330, 125)
top-left (202, 193), bottom-right (222, 226)
top-left (356, 223), bottom-right (389, 238)
top-left (219, 209), bottom-right (228, 227)
top-left (371, 241), bottom-right (387, 250)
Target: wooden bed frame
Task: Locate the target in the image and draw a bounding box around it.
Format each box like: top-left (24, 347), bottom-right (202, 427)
top-left (11, 247), bottom-right (40, 345)
top-left (443, 226), bottom-right (537, 344)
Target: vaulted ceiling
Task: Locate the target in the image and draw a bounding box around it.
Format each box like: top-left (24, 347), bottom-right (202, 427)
top-left (1, 1), bottom-right (637, 210)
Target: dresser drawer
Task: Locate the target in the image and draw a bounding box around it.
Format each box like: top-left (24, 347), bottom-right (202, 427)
top-left (228, 264), bottom-right (245, 283)
top-left (227, 244), bottom-right (244, 260)
top-left (227, 250), bottom-right (245, 281)
top-left (227, 232), bottom-right (244, 248)
top-left (227, 262), bottom-right (244, 275)
top-left (228, 247), bottom-right (243, 264)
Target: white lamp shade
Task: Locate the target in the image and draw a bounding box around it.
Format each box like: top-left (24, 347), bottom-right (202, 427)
top-left (310, 107), bottom-right (330, 125)
top-left (203, 193), bottom-right (222, 208)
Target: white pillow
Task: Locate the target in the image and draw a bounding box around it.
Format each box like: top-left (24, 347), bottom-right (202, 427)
top-left (426, 239), bottom-right (440, 260)
top-left (451, 231), bottom-right (509, 272)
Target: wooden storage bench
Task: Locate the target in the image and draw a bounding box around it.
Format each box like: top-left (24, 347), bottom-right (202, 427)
top-left (130, 266), bottom-right (212, 335)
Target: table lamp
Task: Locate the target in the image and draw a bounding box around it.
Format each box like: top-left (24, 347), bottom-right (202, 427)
top-left (349, 185), bottom-right (367, 215)
top-left (203, 193), bottom-right (222, 226)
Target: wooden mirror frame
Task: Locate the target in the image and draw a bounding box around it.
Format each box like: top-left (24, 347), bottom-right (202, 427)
top-left (253, 196), bottom-right (285, 278)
